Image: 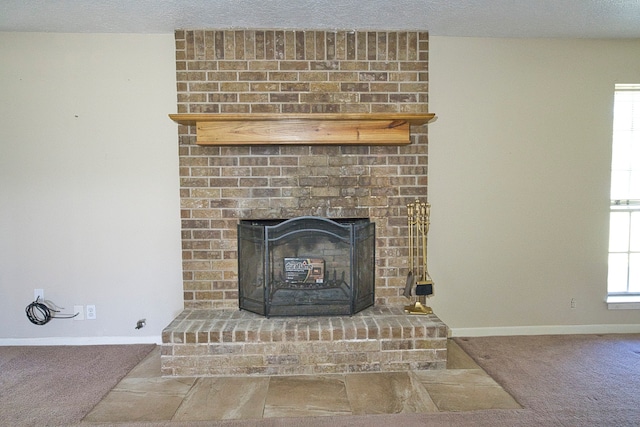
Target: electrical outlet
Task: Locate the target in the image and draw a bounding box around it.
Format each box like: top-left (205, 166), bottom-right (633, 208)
top-left (34, 289), bottom-right (44, 301)
top-left (570, 298), bottom-right (576, 309)
top-left (86, 305), bottom-right (96, 320)
top-left (74, 305), bottom-right (84, 320)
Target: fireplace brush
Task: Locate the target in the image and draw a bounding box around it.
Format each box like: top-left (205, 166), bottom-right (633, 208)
top-left (404, 200), bottom-right (434, 315)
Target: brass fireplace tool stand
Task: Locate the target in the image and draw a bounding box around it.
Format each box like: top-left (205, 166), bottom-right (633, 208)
top-left (404, 200), bottom-right (434, 315)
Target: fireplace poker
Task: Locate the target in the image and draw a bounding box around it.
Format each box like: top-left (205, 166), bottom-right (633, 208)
top-left (403, 202), bottom-right (415, 298)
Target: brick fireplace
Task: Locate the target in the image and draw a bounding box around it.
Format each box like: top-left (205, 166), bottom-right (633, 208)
top-left (161, 29), bottom-right (448, 376)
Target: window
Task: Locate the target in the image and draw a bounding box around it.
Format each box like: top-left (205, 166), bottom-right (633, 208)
top-left (608, 84), bottom-right (640, 302)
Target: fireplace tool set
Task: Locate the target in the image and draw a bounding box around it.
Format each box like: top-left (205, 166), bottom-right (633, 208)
top-left (404, 200), bottom-right (434, 315)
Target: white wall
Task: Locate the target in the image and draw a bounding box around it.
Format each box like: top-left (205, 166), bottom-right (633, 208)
top-left (0, 33), bottom-right (183, 344)
top-left (429, 37), bottom-right (640, 335)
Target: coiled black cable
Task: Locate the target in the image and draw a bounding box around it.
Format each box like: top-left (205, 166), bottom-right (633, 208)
top-left (25, 297), bottom-right (78, 325)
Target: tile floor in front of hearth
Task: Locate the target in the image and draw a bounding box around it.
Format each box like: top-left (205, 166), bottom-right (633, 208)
top-left (82, 340), bottom-right (521, 423)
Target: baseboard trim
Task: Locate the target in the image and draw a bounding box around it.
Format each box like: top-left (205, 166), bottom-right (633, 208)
top-left (451, 324), bottom-right (640, 337)
top-left (0, 336), bottom-right (162, 346)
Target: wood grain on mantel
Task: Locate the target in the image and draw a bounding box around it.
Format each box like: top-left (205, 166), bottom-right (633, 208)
top-left (169, 113), bottom-right (436, 146)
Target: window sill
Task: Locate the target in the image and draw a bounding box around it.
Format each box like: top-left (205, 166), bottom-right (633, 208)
top-left (606, 295), bottom-right (640, 310)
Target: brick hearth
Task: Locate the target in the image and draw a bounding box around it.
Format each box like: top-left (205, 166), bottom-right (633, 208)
top-left (162, 306), bottom-right (447, 376)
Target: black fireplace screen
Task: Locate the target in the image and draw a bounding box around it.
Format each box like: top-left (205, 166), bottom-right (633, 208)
top-left (237, 217), bottom-right (375, 317)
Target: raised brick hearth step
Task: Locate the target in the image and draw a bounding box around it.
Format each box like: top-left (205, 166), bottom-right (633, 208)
top-left (161, 306), bottom-right (448, 377)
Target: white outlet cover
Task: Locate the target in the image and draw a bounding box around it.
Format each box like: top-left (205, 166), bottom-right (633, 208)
top-left (86, 305), bottom-right (96, 320)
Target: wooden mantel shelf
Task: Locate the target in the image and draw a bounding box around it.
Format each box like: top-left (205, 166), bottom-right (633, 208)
top-left (168, 113), bottom-right (436, 146)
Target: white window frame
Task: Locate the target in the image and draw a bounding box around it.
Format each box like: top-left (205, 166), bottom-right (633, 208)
top-left (607, 84), bottom-right (640, 309)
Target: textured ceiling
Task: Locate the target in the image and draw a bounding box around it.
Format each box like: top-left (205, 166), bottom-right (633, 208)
top-left (1, 0), bottom-right (640, 38)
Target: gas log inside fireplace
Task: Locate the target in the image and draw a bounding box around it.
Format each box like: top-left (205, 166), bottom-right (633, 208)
top-left (237, 216), bottom-right (375, 317)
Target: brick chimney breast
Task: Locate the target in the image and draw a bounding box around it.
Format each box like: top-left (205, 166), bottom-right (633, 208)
top-left (175, 30), bottom-right (429, 309)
